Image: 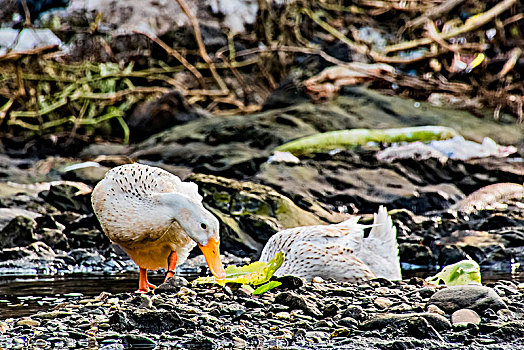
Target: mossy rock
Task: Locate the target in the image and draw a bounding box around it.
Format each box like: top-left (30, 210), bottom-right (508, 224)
top-left (189, 173), bottom-right (324, 257)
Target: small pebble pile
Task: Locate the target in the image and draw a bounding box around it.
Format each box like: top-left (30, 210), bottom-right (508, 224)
top-left (1, 276), bottom-right (524, 349)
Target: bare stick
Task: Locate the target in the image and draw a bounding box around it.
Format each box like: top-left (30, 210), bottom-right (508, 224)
top-left (134, 30), bottom-right (206, 88)
top-left (497, 47), bottom-right (522, 79)
top-left (175, 0), bottom-right (228, 93)
top-left (384, 0), bottom-right (517, 54)
top-left (402, 0), bottom-right (467, 31)
top-left (302, 7), bottom-right (436, 64)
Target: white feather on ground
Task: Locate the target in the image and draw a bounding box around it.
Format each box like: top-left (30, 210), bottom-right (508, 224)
top-left (259, 206), bottom-right (401, 282)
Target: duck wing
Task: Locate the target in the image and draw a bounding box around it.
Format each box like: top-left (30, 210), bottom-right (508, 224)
top-left (272, 240), bottom-right (376, 282)
top-left (102, 163), bottom-right (202, 202)
top-left (260, 216), bottom-right (370, 262)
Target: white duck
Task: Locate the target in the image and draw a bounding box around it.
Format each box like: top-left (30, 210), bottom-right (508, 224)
top-left (91, 163), bottom-right (225, 292)
top-left (260, 206), bottom-right (401, 282)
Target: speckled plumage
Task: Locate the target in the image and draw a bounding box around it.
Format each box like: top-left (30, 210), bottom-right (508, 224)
top-left (260, 206), bottom-right (401, 282)
top-left (91, 163), bottom-right (204, 270)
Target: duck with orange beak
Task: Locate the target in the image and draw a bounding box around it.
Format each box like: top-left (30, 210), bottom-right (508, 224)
top-left (91, 163), bottom-right (226, 293)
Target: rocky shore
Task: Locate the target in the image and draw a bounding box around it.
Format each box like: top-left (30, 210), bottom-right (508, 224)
top-left (2, 276), bottom-right (524, 349)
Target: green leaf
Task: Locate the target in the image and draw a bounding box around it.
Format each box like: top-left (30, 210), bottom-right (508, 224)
top-left (193, 252), bottom-right (285, 286)
top-left (241, 284), bottom-right (255, 294)
top-left (275, 126), bottom-right (459, 156)
top-left (426, 260), bottom-right (481, 286)
top-left (253, 281), bottom-right (282, 295)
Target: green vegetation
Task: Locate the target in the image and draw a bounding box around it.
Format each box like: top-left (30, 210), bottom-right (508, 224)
top-left (193, 252), bottom-right (285, 294)
top-left (426, 260), bottom-right (482, 286)
top-left (275, 126), bottom-right (459, 156)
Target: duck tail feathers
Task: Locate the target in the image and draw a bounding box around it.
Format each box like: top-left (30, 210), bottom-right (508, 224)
top-left (364, 206), bottom-right (402, 279)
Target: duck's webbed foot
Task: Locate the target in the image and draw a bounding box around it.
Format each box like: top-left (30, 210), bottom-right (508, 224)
top-left (164, 251), bottom-right (178, 282)
top-left (137, 267), bottom-right (157, 293)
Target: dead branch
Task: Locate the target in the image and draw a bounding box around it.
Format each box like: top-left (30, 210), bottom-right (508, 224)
top-left (134, 30), bottom-right (206, 89)
top-left (175, 0), bottom-right (229, 93)
top-left (384, 0), bottom-right (517, 54)
top-left (402, 0), bottom-right (467, 31)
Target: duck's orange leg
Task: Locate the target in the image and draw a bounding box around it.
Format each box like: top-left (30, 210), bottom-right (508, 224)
top-left (137, 267), bottom-right (156, 293)
top-left (164, 251), bottom-right (178, 282)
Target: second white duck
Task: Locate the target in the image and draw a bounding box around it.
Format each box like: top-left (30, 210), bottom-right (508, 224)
top-left (260, 206), bottom-right (401, 282)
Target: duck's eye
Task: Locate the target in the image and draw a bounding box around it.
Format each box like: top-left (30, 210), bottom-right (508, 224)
top-left (201, 223), bottom-right (207, 230)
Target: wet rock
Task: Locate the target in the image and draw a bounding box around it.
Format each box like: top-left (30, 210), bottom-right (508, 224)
top-left (122, 334), bottom-right (156, 349)
top-left (155, 276), bottom-right (189, 293)
top-left (128, 91), bottom-right (208, 143)
top-left (190, 174), bottom-right (324, 256)
top-left (275, 275), bottom-right (305, 290)
top-left (67, 228), bottom-right (109, 248)
top-left (0, 216), bottom-right (38, 249)
top-left (399, 243), bottom-right (434, 267)
top-left (437, 245), bottom-right (470, 266)
top-left (341, 305), bottom-right (365, 321)
top-left (25, 242), bottom-right (56, 259)
top-left (338, 317), bottom-right (358, 328)
top-left (68, 249), bottom-right (106, 266)
top-left (109, 309), bottom-right (183, 334)
top-left (39, 228), bottom-right (69, 250)
top-left (362, 312), bottom-right (451, 332)
top-left (274, 292), bottom-right (321, 317)
top-left (451, 309), bottom-right (481, 326)
top-left (40, 183), bottom-right (92, 214)
top-left (0, 208), bottom-right (41, 231)
top-left (428, 285), bottom-right (507, 314)
top-left (322, 303), bottom-right (339, 317)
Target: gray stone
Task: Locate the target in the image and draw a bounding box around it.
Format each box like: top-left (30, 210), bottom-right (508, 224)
top-left (40, 183), bottom-right (92, 214)
top-left (274, 292), bottom-right (321, 317)
top-left (0, 208), bottom-right (41, 231)
top-left (0, 216), bottom-right (38, 249)
top-left (361, 312), bottom-right (451, 332)
top-left (451, 308), bottom-right (481, 326)
top-left (428, 285), bottom-right (507, 314)
top-left (155, 276), bottom-right (189, 293)
top-left (341, 305), bottom-right (365, 321)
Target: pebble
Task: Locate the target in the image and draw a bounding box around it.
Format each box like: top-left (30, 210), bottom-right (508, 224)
top-left (374, 297), bottom-right (393, 309)
top-left (451, 309), bottom-right (481, 326)
top-left (427, 304), bottom-right (446, 315)
top-left (1, 279), bottom-right (523, 349)
top-left (275, 312), bottom-right (291, 320)
top-left (16, 319), bottom-right (40, 327)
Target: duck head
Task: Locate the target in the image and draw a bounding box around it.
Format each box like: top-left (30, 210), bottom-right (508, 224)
top-left (155, 192), bottom-right (226, 280)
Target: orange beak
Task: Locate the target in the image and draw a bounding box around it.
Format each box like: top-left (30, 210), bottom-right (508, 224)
top-left (199, 237), bottom-right (226, 280)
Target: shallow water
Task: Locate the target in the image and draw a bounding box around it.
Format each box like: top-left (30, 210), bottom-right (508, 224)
top-left (1, 271), bottom-right (523, 319)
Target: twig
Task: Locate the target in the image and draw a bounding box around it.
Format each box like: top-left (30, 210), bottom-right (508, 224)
top-left (133, 30), bottom-right (206, 88)
top-left (174, 0), bottom-right (229, 93)
top-left (0, 98), bottom-right (14, 122)
top-left (20, 0), bottom-right (32, 27)
top-left (384, 0), bottom-right (517, 54)
top-left (402, 0), bottom-right (467, 31)
top-left (503, 13), bottom-right (524, 26)
top-left (301, 7), bottom-right (436, 64)
top-left (497, 48), bottom-right (522, 79)
top-left (425, 20), bottom-right (457, 53)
